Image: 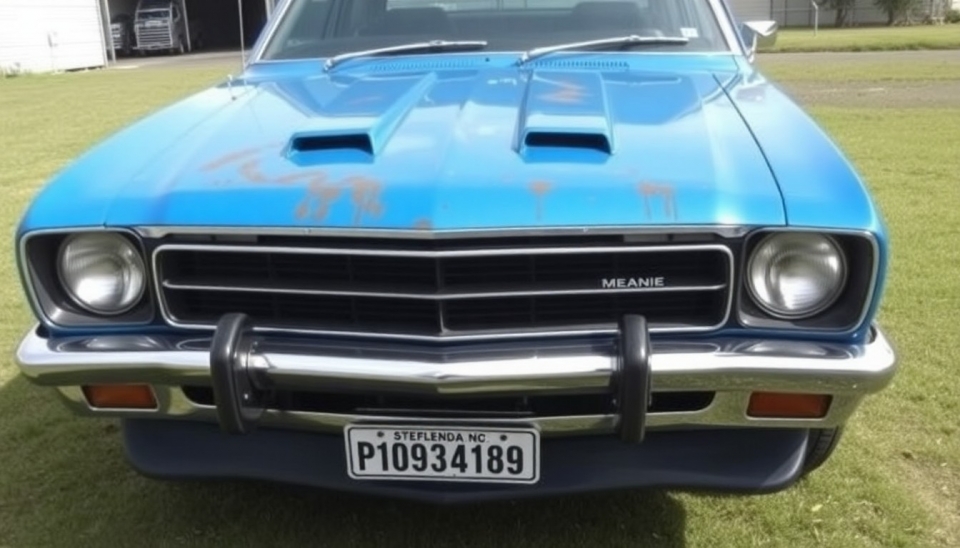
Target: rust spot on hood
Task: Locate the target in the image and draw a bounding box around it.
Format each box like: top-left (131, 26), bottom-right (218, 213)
top-left (238, 159), bottom-right (272, 183)
top-left (539, 82), bottom-right (588, 104)
top-left (200, 147), bottom-right (264, 172)
top-left (345, 176), bottom-right (385, 225)
top-left (530, 180), bottom-right (553, 196)
top-left (529, 180), bottom-right (553, 222)
top-left (200, 143), bottom-right (283, 172)
top-left (202, 145), bottom-right (387, 224)
top-left (412, 218), bottom-right (433, 230)
top-left (638, 182), bottom-right (677, 220)
top-left (295, 175), bottom-right (342, 220)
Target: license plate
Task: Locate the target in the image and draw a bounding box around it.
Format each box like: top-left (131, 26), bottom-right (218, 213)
top-left (345, 425), bottom-right (539, 484)
top-left (145, 20), bottom-right (162, 27)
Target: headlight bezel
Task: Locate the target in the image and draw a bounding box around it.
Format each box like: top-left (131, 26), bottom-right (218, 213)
top-left (56, 232), bottom-right (148, 316)
top-left (18, 228), bottom-right (155, 329)
top-left (738, 229), bottom-right (880, 333)
top-left (745, 232), bottom-right (848, 320)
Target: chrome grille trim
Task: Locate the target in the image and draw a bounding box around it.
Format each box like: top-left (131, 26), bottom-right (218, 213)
top-left (152, 242), bottom-right (735, 341)
top-left (160, 279), bottom-right (728, 300)
top-left (154, 243), bottom-right (725, 258)
top-left (135, 225), bottom-right (751, 239)
top-left (136, 26), bottom-right (172, 47)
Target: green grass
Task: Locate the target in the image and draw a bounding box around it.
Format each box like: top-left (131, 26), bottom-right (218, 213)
top-left (760, 25), bottom-right (960, 52)
top-left (1, 58), bottom-right (959, 547)
top-left (758, 54), bottom-right (960, 82)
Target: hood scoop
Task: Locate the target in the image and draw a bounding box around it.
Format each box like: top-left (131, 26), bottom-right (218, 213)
top-left (290, 132), bottom-right (374, 154)
top-left (518, 71), bottom-right (613, 160)
top-left (285, 130), bottom-right (375, 164)
top-left (523, 131), bottom-right (611, 154)
top-left (278, 72), bottom-right (441, 165)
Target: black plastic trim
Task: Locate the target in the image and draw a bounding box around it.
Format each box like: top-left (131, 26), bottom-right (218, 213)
top-left (210, 313), bottom-right (262, 434)
top-left (618, 314), bottom-right (651, 443)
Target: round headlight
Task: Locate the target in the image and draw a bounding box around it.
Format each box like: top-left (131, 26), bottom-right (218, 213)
top-left (746, 233), bottom-right (846, 319)
top-left (58, 233), bottom-right (146, 315)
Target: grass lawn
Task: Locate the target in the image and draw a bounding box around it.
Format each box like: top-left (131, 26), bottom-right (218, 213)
top-left (761, 25), bottom-right (960, 52)
top-left (1, 56), bottom-right (959, 547)
top-left (757, 51), bottom-right (960, 82)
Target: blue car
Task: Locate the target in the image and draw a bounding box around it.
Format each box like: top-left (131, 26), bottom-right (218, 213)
top-left (14, 0), bottom-right (896, 503)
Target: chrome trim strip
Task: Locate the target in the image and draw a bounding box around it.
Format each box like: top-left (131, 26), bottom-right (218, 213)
top-left (152, 242), bottom-right (730, 259)
top-left (151, 243), bottom-right (736, 340)
top-left (707, 0), bottom-right (748, 56)
top-left (135, 224), bottom-right (752, 240)
top-left (249, 0), bottom-right (293, 64)
top-left (162, 280), bottom-right (728, 300)
top-left (19, 325), bottom-right (897, 433)
top-left (17, 324), bottom-right (897, 395)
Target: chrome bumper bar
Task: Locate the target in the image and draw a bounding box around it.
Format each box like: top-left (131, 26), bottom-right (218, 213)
top-left (15, 318), bottom-right (897, 437)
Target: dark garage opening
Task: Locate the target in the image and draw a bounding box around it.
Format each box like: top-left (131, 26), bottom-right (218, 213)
top-left (184, 0), bottom-right (270, 50)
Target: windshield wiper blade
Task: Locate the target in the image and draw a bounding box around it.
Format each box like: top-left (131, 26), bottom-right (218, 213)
top-left (324, 40), bottom-right (488, 71)
top-left (518, 34), bottom-right (689, 65)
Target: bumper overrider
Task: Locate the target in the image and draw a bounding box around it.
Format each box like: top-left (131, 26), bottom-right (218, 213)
top-left (15, 313), bottom-right (897, 502)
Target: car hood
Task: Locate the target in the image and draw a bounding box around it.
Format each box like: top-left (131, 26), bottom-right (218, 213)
top-left (89, 61), bottom-right (786, 231)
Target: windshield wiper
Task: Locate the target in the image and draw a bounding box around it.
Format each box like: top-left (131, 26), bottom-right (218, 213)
top-left (324, 40), bottom-right (488, 71)
top-left (518, 34), bottom-right (689, 65)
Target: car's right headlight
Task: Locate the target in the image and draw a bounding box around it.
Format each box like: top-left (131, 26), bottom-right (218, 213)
top-left (57, 233), bottom-right (146, 315)
top-left (746, 232), bottom-right (846, 319)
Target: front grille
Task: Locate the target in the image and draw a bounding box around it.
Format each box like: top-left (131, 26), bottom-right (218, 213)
top-left (154, 240), bottom-right (733, 340)
top-left (136, 25), bottom-right (171, 47)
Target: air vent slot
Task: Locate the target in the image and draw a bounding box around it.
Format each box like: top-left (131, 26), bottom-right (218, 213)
top-left (528, 60), bottom-right (630, 70)
top-left (291, 133), bottom-right (374, 155)
top-left (369, 59), bottom-right (487, 72)
top-left (524, 131), bottom-right (612, 154)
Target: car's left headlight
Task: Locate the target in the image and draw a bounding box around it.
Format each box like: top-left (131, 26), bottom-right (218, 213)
top-left (746, 232), bottom-right (846, 319)
top-left (58, 233), bottom-right (146, 315)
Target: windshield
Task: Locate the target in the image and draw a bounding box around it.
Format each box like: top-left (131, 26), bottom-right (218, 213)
top-left (260, 0), bottom-right (730, 61)
top-left (138, 9), bottom-right (171, 20)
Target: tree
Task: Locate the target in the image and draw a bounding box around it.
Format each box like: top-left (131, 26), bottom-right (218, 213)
top-left (819, 0), bottom-right (857, 27)
top-left (873, 0), bottom-right (921, 24)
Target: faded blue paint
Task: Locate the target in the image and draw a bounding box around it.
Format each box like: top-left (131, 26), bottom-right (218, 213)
top-left (20, 53), bottom-right (790, 233)
top-left (16, 50), bottom-right (890, 341)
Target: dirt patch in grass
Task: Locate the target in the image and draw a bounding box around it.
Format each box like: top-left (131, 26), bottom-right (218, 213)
top-left (780, 80), bottom-right (960, 108)
top-left (898, 458), bottom-right (960, 546)
top-left (760, 49), bottom-right (960, 108)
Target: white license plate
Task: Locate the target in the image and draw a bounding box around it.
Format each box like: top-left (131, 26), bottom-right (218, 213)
top-left (345, 425), bottom-right (539, 484)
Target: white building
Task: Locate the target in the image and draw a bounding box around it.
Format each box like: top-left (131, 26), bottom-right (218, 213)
top-left (0, 0), bottom-right (108, 74)
top-left (0, 0), bottom-right (279, 76)
top-left (729, 0), bottom-right (951, 26)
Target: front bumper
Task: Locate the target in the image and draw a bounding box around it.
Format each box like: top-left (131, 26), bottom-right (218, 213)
top-left (16, 317), bottom-right (897, 436)
top-left (15, 316), bottom-right (896, 500)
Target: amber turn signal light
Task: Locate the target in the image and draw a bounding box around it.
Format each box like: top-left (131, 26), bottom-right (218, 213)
top-left (82, 384), bottom-right (158, 410)
top-left (747, 392), bottom-right (831, 419)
